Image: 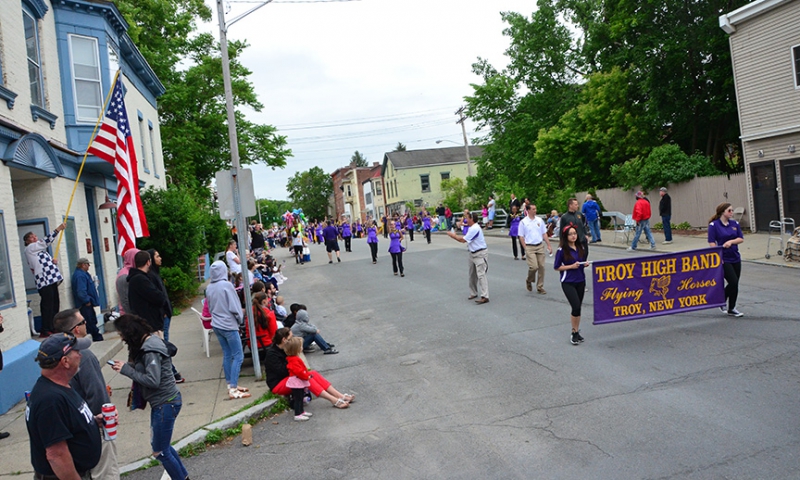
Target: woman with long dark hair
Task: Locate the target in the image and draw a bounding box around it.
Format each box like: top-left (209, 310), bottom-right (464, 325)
top-left (366, 220), bottom-right (379, 264)
top-left (388, 222), bottom-right (405, 277)
top-left (708, 202), bottom-right (744, 317)
top-left (553, 224), bottom-right (590, 345)
top-left (247, 292), bottom-right (277, 359)
top-left (111, 315), bottom-right (188, 480)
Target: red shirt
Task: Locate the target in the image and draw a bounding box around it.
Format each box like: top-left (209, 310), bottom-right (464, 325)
top-left (286, 356), bottom-right (310, 380)
top-left (246, 306), bottom-right (277, 349)
top-left (632, 198), bottom-right (651, 222)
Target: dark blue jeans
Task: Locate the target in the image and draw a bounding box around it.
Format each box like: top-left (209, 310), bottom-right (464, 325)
top-left (661, 215), bottom-right (672, 241)
top-left (150, 394), bottom-right (188, 480)
top-left (303, 332), bottom-right (330, 351)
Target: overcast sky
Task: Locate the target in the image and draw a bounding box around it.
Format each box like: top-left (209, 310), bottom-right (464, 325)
top-left (205, 0), bottom-right (536, 200)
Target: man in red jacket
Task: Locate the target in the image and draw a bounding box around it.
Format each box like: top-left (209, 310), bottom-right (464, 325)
top-left (627, 191), bottom-right (656, 251)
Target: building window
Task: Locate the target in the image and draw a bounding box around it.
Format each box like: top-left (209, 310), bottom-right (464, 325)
top-left (23, 8), bottom-right (44, 108)
top-left (69, 35), bottom-right (102, 122)
top-left (420, 174), bottom-right (430, 192)
top-left (794, 45), bottom-right (800, 88)
top-left (0, 212), bottom-right (16, 308)
top-left (346, 185), bottom-right (352, 197)
top-left (149, 123), bottom-right (157, 176)
top-left (365, 192), bottom-right (372, 205)
top-left (108, 42), bottom-right (120, 81)
top-left (137, 112), bottom-right (150, 172)
top-left (375, 182), bottom-right (382, 195)
top-left (441, 172), bottom-right (450, 181)
top-left (394, 179), bottom-right (398, 198)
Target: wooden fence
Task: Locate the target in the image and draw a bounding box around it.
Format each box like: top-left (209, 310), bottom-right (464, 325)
top-left (577, 173), bottom-right (748, 229)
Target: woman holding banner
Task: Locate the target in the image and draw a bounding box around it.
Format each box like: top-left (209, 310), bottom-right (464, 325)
top-left (708, 203), bottom-right (744, 317)
top-left (554, 224), bottom-right (590, 345)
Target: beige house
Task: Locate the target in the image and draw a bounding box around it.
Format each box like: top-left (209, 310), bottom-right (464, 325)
top-left (382, 146), bottom-right (483, 214)
top-left (720, 0), bottom-right (800, 231)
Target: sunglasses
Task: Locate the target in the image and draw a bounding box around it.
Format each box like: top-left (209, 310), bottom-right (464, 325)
top-left (70, 320), bottom-right (87, 331)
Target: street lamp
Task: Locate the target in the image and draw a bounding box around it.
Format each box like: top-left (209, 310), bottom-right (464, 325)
top-left (215, 0), bottom-right (274, 380)
top-left (436, 138), bottom-right (472, 177)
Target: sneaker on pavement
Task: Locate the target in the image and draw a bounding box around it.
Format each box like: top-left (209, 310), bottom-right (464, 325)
top-left (627, 247), bottom-right (636, 251)
top-left (294, 414), bottom-right (310, 422)
top-left (663, 240), bottom-right (673, 244)
top-left (574, 331), bottom-right (585, 343)
top-left (649, 244), bottom-right (656, 250)
top-left (323, 348), bottom-right (339, 355)
top-left (719, 306), bottom-right (727, 314)
top-left (570, 332), bottom-right (580, 345)
top-left (728, 308), bottom-right (744, 317)
top-left (302, 411), bottom-right (313, 417)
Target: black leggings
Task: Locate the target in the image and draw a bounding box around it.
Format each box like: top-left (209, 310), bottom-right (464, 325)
top-left (511, 237), bottom-right (519, 258)
top-left (408, 228), bottom-right (414, 241)
top-left (391, 252), bottom-right (404, 274)
top-left (561, 281), bottom-right (586, 317)
top-left (292, 388), bottom-right (305, 416)
top-left (723, 262), bottom-right (741, 310)
top-left (369, 242), bottom-right (378, 262)
top-left (293, 245), bottom-right (303, 263)
top-left (344, 236), bottom-right (351, 251)
top-left (425, 229), bottom-right (431, 243)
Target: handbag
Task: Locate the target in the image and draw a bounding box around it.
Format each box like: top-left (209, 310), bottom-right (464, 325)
top-left (127, 381), bottom-right (147, 410)
top-left (163, 338), bottom-right (178, 357)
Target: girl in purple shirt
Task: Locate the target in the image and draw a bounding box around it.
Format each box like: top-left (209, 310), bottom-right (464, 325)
top-left (366, 221), bottom-right (379, 264)
top-left (388, 223), bottom-right (405, 277)
top-left (707, 202), bottom-right (745, 317)
top-left (405, 215), bottom-right (415, 242)
top-left (422, 213), bottom-right (432, 244)
top-left (508, 205), bottom-right (523, 260)
top-left (553, 225), bottom-right (590, 345)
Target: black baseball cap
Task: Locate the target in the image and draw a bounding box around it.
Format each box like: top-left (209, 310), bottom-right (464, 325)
top-left (35, 333), bottom-right (92, 363)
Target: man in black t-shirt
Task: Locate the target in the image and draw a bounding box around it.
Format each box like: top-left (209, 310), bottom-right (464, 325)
top-left (26, 333), bottom-right (101, 479)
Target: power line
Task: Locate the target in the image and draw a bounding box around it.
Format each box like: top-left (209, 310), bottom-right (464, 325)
top-left (288, 118), bottom-right (454, 144)
top-left (276, 106), bottom-right (458, 129)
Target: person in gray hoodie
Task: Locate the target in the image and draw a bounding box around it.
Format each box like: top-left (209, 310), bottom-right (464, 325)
top-left (290, 306), bottom-right (338, 354)
top-left (206, 260), bottom-right (251, 399)
top-left (111, 314), bottom-right (188, 480)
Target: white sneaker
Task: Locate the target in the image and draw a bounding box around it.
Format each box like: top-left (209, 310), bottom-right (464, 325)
top-left (302, 411), bottom-right (313, 417)
top-left (294, 414), bottom-right (310, 421)
top-left (719, 306), bottom-right (727, 314)
top-left (663, 240), bottom-right (673, 244)
top-left (627, 247), bottom-right (636, 251)
top-left (649, 244), bottom-right (656, 250)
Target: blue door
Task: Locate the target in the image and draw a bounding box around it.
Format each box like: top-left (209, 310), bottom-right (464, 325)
top-left (85, 187), bottom-right (108, 308)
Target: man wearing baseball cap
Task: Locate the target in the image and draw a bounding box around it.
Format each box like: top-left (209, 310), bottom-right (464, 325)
top-left (26, 333), bottom-right (101, 480)
top-left (71, 258), bottom-right (103, 342)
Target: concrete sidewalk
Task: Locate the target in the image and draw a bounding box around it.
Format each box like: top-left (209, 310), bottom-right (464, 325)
top-left (0, 292), bottom-right (275, 478)
top-left (483, 226), bottom-right (800, 268)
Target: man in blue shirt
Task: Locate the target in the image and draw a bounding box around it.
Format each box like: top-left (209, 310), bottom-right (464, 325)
top-left (71, 258), bottom-right (103, 341)
top-left (581, 194), bottom-right (602, 243)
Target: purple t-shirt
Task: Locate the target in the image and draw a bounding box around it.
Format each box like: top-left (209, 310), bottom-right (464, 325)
top-left (406, 217), bottom-right (414, 230)
top-left (341, 223), bottom-right (352, 237)
top-left (322, 225), bottom-right (338, 242)
top-left (553, 246), bottom-right (587, 283)
top-left (707, 219), bottom-right (743, 263)
top-left (388, 232), bottom-right (403, 253)
top-left (366, 227), bottom-right (378, 244)
top-left (423, 217), bottom-right (431, 230)
top-left (509, 215), bottom-right (521, 237)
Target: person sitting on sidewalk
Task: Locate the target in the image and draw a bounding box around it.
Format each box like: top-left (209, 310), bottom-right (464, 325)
top-left (264, 328), bottom-right (353, 409)
top-left (290, 306), bottom-right (338, 354)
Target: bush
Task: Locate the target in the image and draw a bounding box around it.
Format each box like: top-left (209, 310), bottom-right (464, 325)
top-left (159, 266), bottom-right (196, 310)
top-left (675, 222), bottom-right (692, 230)
top-left (612, 144), bottom-right (720, 190)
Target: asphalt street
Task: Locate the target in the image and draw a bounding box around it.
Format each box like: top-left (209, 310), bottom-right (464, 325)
top-left (125, 234), bottom-right (800, 480)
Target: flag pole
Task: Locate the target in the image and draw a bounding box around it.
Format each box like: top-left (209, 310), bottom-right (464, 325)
top-left (54, 69), bottom-right (122, 260)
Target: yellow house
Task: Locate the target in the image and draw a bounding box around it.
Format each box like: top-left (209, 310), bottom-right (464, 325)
top-left (382, 146), bottom-right (483, 214)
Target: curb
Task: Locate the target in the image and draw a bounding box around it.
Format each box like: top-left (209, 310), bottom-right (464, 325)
top-left (119, 398), bottom-right (278, 474)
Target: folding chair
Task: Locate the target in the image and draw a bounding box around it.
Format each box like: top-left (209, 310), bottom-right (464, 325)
top-left (190, 307), bottom-right (213, 358)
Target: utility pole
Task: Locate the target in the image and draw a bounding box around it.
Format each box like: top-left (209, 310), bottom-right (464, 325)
top-left (455, 106), bottom-right (472, 177)
top-left (215, 0), bottom-right (260, 379)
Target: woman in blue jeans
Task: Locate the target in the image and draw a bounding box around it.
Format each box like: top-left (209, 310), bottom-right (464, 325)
top-left (112, 315), bottom-right (189, 480)
top-left (206, 260), bottom-right (252, 399)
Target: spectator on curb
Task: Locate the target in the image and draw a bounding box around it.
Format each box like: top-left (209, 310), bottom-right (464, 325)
top-left (116, 249), bottom-right (139, 315)
top-left (627, 191), bottom-right (656, 251)
top-left (71, 258), bottom-right (103, 341)
top-left (53, 309), bottom-right (119, 479)
top-left (24, 223), bottom-right (67, 337)
top-left (291, 306), bottom-right (338, 354)
top-left (581, 194), bottom-right (602, 243)
top-left (127, 251), bottom-right (167, 334)
top-left (659, 187), bottom-right (673, 244)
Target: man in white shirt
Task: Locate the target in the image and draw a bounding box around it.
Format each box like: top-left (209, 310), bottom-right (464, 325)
top-left (519, 204), bottom-right (553, 294)
top-left (447, 212), bottom-right (490, 304)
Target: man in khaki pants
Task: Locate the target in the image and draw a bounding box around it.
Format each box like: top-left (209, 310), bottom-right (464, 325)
top-left (519, 204), bottom-right (553, 294)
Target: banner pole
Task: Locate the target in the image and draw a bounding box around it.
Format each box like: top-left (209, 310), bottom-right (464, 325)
top-left (54, 69), bottom-right (121, 260)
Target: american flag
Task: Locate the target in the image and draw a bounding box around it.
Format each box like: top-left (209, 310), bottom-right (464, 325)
top-left (87, 77), bottom-right (149, 254)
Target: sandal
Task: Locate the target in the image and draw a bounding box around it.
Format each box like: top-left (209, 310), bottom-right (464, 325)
top-left (342, 393), bottom-right (355, 403)
top-left (333, 398), bottom-right (349, 409)
top-left (236, 386), bottom-right (249, 392)
top-left (229, 388), bottom-right (251, 400)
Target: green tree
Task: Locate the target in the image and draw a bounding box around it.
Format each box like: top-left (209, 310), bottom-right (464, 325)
top-left (286, 167), bottom-right (333, 220)
top-left (251, 199), bottom-right (294, 225)
top-left (393, 142), bottom-right (407, 152)
top-left (351, 150), bottom-right (368, 167)
top-left (440, 178), bottom-right (470, 211)
top-left (612, 144), bottom-right (719, 190)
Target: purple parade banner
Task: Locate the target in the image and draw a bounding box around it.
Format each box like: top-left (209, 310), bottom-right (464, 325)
top-left (592, 247), bottom-right (725, 325)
